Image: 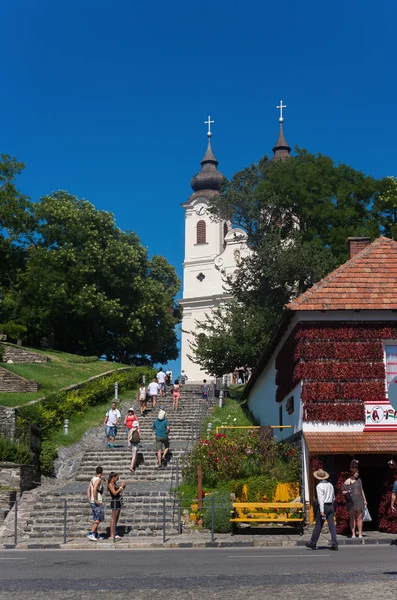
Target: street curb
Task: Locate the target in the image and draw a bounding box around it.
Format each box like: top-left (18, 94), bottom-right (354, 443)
top-left (3, 536), bottom-right (397, 550)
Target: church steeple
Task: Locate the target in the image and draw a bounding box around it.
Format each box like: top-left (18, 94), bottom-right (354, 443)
top-left (272, 100), bottom-right (291, 161)
top-left (190, 116), bottom-right (224, 192)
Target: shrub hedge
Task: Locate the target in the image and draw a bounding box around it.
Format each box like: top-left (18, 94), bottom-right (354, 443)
top-left (66, 355), bottom-right (99, 364)
top-left (203, 491), bottom-right (232, 533)
top-left (15, 365), bottom-right (154, 474)
top-left (0, 436), bottom-right (31, 465)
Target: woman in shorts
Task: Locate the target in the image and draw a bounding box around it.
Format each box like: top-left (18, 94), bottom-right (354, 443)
top-left (172, 379), bottom-right (181, 411)
top-left (128, 418), bottom-right (141, 472)
top-left (124, 408), bottom-right (138, 444)
top-left (107, 472), bottom-right (126, 541)
top-left (137, 384), bottom-right (147, 416)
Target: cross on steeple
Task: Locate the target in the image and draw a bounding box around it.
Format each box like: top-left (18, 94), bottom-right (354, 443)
top-left (204, 116), bottom-right (214, 137)
top-left (277, 101), bottom-right (286, 123)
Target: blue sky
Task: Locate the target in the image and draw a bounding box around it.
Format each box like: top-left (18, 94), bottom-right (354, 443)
top-left (0, 1), bottom-right (395, 374)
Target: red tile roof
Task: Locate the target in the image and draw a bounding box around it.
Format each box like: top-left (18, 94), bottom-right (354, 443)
top-left (304, 431), bottom-right (397, 454)
top-left (287, 236), bottom-right (397, 311)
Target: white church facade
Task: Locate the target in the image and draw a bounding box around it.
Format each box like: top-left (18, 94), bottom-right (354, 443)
top-left (179, 121), bottom-right (249, 382)
top-left (180, 109), bottom-right (291, 382)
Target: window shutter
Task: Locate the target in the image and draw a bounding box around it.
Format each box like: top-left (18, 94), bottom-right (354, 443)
top-left (197, 220), bottom-right (206, 244)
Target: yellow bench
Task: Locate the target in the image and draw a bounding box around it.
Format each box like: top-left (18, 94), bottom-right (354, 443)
top-left (231, 502), bottom-right (305, 535)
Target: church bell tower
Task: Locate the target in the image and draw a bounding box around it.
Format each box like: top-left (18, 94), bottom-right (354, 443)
top-left (180, 118), bottom-right (248, 381)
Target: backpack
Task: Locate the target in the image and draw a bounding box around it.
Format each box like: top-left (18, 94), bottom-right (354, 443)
top-left (129, 428), bottom-right (140, 444)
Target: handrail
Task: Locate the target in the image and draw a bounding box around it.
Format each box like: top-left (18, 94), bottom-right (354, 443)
top-left (215, 425), bottom-right (293, 435)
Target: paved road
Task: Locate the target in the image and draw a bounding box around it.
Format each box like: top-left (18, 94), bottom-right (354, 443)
top-left (1, 546), bottom-right (397, 599)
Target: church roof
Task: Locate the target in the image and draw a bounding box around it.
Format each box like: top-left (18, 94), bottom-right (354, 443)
top-left (272, 123), bottom-right (291, 160)
top-left (190, 137), bottom-right (224, 192)
top-left (287, 236), bottom-right (397, 311)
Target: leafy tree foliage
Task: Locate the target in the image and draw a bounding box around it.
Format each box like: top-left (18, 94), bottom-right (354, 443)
top-left (0, 180), bottom-right (180, 363)
top-left (191, 149), bottom-right (385, 375)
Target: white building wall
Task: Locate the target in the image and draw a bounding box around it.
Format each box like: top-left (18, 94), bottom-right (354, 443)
top-left (181, 194), bottom-right (250, 382)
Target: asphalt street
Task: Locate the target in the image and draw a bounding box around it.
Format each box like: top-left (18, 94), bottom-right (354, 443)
top-left (1, 546), bottom-right (397, 599)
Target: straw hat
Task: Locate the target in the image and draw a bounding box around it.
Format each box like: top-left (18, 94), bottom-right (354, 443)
top-left (158, 409), bottom-right (166, 420)
top-left (313, 469), bottom-right (329, 480)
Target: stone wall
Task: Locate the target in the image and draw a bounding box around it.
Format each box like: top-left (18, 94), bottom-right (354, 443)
top-left (0, 463), bottom-right (35, 492)
top-left (1, 345), bottom-right (48, 364)
top-left (0, 367), bottom-right (39, 393)
top-left (0, 407), bottom-right (16, 440)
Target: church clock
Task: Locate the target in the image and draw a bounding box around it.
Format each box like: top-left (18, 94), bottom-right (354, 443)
top-left (195, 202), bottom-right (207, 215)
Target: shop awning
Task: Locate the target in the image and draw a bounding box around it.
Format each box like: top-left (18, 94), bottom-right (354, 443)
top-left (304, 431), bottom-right (397, 454)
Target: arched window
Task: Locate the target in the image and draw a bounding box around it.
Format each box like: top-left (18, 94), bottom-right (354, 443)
top-left (197, 220), bottom-right (206, 244)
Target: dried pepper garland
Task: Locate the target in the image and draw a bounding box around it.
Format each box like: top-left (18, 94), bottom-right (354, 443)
top-left (275, 321), bottom-right (396, 422)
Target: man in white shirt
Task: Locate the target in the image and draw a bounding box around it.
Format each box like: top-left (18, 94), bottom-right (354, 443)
top-left (148, 378), bottom-right (160, 409)
top-left (104, 401), bottom-right (121, 448)
top-left (165, 368), bottom-right (172, 386)
top-left (156, 368), bottom-right (166, 398)
top-left (306, 468), bottom-right (338, 551)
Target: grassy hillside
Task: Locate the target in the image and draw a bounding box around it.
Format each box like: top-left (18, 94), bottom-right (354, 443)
top-left (0, 347), bottom-right (127, 407)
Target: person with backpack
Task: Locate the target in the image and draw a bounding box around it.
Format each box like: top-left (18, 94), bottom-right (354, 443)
top-left (128, 417), bottom-right (141, 472)
top-left (178, 370), bottom-right (188, 385)
top-left (87, 466), bottom-right (105, 541)
top-left (152, 409), bottom-right (170, 469)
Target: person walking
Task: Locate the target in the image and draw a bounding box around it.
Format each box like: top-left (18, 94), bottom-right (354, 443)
top-left (87, 466), bottom-right (105, 541)
top-left (178, 370), bottom-right (188, 385)
top-left (305, 468), bottom-right (338, 551)
top-left (147, 377), bottom-right (159, 410)
top-left (156, 367), bottom-right (166, 398)
top-left (342, 467), bottom-right (367, 538)
top-left (172, 379), bottom-right (181, 411)
top-left (137, 383), bottom-right (147, 416)
top-left (128, 417), bottom-right (141, 473)
top-left (124, 408), bottom-right (138, 446)
top-left (201, 379), bottom-right (209, 401)
top-left (152, 409), bottom-right (170, 469)
top-left (165, 368), bottom-right (172, 386)
top-left (107, 472), bottom-right (126, 541)
top-left (104, 401), bottom-right (121, 448)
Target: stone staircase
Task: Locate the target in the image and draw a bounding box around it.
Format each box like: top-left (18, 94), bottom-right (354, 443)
top-left (0, 384), bottom-right (208, 542)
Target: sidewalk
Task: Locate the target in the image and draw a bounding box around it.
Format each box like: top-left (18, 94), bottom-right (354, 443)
top-left (3, 529), bottom-right (397, 550)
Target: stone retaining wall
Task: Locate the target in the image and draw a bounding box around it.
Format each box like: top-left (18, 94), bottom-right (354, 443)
top-left (0, 407), bottom-right (17, 439)
top-left (0, 463), bottom-right (35, 492)
top-left (1, 345), bottom-right (48, 364)
top-left (0, 367), bottom-right (39, 393)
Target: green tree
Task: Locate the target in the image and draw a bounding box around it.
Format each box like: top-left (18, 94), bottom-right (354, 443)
top-left (2, 191), bottom-right (180, 362)
top-left (0, 155), bottom-right (35, 298)
top-left (373, 176), bottom-right (397, 240)
top-left (191, 149), bottom-right (384, 375)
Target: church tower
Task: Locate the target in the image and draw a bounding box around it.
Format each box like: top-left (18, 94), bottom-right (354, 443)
top-left (272, 100), bottom-right (291, 161)
top-left (180, 118), bottom-right (248, 382)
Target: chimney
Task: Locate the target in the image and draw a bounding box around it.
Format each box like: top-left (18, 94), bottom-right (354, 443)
top-left (347, 237), bottom-right (371, 259)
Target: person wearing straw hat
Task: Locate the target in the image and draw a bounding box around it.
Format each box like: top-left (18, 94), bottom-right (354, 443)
top-left (305, 468), bottom-right (338, 551)
top-left (152, 409), bottom-right (170, 469)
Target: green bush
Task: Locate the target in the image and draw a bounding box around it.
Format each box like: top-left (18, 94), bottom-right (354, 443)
top-left (0, 322), bottom-right (28, 341)
top-left (66, 355), bottom-right (99, 364)
top-left (40, 440), bottom-right (58, 475)
top-left (0, 436), bottom-right (31, 465)
top-left (15, 365), bottom-right (154, 474)
top-left (203, 491), bottom-right (232, 533)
